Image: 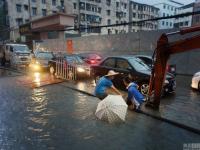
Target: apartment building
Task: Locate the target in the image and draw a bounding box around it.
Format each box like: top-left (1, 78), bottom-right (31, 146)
top-left (129, 1), bottom-right (159, 32)
top-left (1, 0), bottom-right (73, 41)
top-left (192, 0), bottom-right (200, 26)
top-left (100, 0), bottom-right (130, 35)
top-left (71, 0), bottom-right (102, 34)
top-left (154, 0), bottom-right (184, 29)
top-left (174, 3), bottom-right (194, 28)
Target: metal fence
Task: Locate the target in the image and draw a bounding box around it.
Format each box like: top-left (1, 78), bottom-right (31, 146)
top-left (55, 58), bottom-right (77, 81)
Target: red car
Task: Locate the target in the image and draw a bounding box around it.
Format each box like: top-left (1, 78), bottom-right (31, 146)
top-left (77, 53), bottom-right (102, 65)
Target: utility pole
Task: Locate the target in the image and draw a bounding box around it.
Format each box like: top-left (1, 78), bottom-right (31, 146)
top-left (28, 0), bottom-right (32, 21)
top-left (77, 0), bottom-right (81, 34)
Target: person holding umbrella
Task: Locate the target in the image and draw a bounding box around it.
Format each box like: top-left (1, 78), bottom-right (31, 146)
top-left (94, 70), bottom-right (122, 100)
top-left (123, 76), bottom-right (145, 111)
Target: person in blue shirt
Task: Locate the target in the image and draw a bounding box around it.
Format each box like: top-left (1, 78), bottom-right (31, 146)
top-left (94, 70), bottom-right (122, 100)
top-left (123, 77), bottom-right (145, 110)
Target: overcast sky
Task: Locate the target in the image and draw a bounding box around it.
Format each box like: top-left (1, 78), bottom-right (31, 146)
top-left (133, 0), bottom-right (195, 5)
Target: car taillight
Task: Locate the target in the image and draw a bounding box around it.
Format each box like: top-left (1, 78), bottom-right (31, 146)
top-left (90, 60), bottom-right (96, 64)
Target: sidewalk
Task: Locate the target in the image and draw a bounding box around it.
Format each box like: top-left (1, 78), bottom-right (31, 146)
top-left (61, 76), bottom-right (200, 134)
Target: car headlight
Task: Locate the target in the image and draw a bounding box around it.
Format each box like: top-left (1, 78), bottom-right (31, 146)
top-left (77, 67), bottom-right (85, 72)
top-left (35, 61), bottom-right (40, 64)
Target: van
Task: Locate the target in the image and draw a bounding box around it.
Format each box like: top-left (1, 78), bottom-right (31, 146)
top-left (0, 43), bottom-right (32, 66)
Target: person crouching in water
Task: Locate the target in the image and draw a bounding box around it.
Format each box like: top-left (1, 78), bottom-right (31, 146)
top-left (94, 70), bottom-right (122, 100)
top-left (123, 77), bottom-right (145, 111)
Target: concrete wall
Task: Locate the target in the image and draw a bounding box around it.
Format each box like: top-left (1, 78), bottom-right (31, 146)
top-left (37, 29), bottom-right (200, 75)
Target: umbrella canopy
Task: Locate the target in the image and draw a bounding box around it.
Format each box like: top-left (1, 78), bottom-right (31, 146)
top-left (95, 95), bottom-right (128, 123)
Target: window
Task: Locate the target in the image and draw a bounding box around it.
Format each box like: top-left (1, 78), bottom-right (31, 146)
top-left (170, 22), bottom-right (172, 26)
top-left (116, 59), bottom-right (130, 70)
top-left (42, 9), bottom-right (47, 16)
top-left (16, 18), bottom-right (23, 26)
top-left (162, 21), bottom-right (165, 25)
top-left (60, 0), bottom-right (64, 7)
top-left (106, 0), bottom-right (111, 6)
top-left (132, 13), bottom-right (136, 18)
top-left (163, 13), bottom-right (165, 17)
top-left (166, 22), bottom-right (168, 26)
top-left (163, 4), bottom-right (166, 9)
top-left (73, 3), bottom-right (77, 9)
top-left (52, 0), bottom-right (56, 6)
top-left (107, 19), bottom-right (111, 25)
top-left (32, 7), bottom-right (37, 16)
top-left (80, 2), bottom-right (85, 10)
top-left (108, 29), bottom-right (112, 34)
top-left (32, 0), bottom-right (36, 2)
top-left (98, 7), bottom-right (101, 13)
top-left (116, 2), bottom-right (119, 7)
top-left (41, 0), bottom-right (46, 4)
top-left (167, 5), bottom-right (170, 9)
top-left (185, 21), bottom-right (188, 26)
top-left (102, 58), bottom-right (115, 67)
top-left (25, 19), bottom-right (29, 23)
top-left (107, 10), bottom-right (110, 16)
top-left (171, 7), bottom-right (173, 11)
top-left (86, 3), bottom-right (91, 11)
top-left (52, 11), bottom-right (57, 13)
top-left (24, 5), bottom-right (28, 11)
top-left (16, 4), bottom-right (22, 13)
top-left (48, 31), bottom-right (58, 39)
top-left (124, 3), bottom-right (127, 9)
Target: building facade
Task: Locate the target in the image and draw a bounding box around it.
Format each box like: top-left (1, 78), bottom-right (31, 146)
top-left (174, 3), bottom-right (194, 28)
top-left (192, 0), bottom-right (200, 26)
top-left (129, 1), bottom-right (159, 32)
top-left (0, 0), bottom-right (9, 41)
top-left (154, 0), bottom-right (184, 29)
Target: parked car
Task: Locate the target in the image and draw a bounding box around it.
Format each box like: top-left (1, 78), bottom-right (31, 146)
top-left (135, 55), bottom-right (176, 75)
top-left (191, 71), bottom-right (200, 91)
top-left (77, 53), bottom-right (102, 65)
top-left (0, 43), bottom-right (32, 67)
top-left (92, 56), bottom-right (176, 96)
top-left (48, 54), bottom-right (91, 79)
top-left (29, 51), bottom-right (54, 71)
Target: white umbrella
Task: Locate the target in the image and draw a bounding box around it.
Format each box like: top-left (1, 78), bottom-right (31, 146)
top-left (95, 95), bottom-right (128, 123)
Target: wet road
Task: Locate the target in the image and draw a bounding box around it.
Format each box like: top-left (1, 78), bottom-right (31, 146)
top-left (0, 68), bottom-right (200, 150)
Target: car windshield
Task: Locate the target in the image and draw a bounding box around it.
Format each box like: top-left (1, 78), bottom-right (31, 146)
top-left (36, 52), bottom-right (53, 59)
top-left (129, 57), bottom-right (150, 71)
top-left (12, 45), bottom-right (30, 52)
top-left (65, 56), bottom-right (84, 64)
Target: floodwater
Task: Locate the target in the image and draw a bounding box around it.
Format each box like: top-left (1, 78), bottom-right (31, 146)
top-left (0, 68), bottom-right (199, 150)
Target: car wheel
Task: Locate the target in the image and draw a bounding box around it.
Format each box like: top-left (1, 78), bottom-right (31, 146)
top-left (95, 76), bottom-right (100, 83)
top-left (139, 83), bottom-right (149, 96)
top-left (49, 66), bottom-right (55, 75)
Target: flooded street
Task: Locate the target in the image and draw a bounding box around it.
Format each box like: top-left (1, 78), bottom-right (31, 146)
top-left (0, 68), bottom-right (199, 150)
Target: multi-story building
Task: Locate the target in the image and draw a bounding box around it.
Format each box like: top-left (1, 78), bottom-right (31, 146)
top-left (154, 0), bottom-right (184, 29)
top-left (100, 0), bottom-right (130, 35)
top-left (174, 3), bottom-right (194, 28)
top-left (0, 0), bottom-right (73, 41)
top-left (71, 0), bottom-right (102, 35)
top-left (129, 1), bottom-right (159, 32)
top-left (192, 0), bottom-right (200, 26)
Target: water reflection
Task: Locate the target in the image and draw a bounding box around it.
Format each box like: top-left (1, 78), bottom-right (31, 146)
top-left (33, 72), bottom-right (41, 86)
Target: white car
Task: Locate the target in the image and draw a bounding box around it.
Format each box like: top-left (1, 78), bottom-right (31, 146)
top-left (191, 71), bottom-right (200, 91)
